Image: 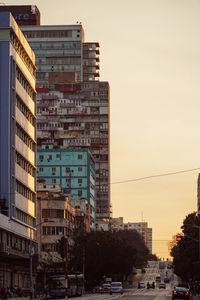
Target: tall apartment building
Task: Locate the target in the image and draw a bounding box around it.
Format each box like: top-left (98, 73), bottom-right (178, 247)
top-left (21, 25), bottom-right (100, 84)
top-left (21, 25), bottom-right (110, 224)
top-left (0, 12), bottom-right (37, 288)
top-left (37, 147), bottom-right (96, 230)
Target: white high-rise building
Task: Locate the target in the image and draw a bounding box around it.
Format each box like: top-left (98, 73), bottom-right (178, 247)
top-left (0, 12), bottom-right (37, 289)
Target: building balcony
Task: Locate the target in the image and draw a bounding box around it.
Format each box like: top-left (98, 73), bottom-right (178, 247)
top-left (15, 192), bottom-right (35, 217)
top-left (67, 141), bottom-right (90, 147)
top-left (15, 107), bottom-right (35, 141)
top-left (68, 126), bottom-right (85, 131)
top-left (15, 135), bottom-right (35, 166)
top-left (43, 127), bottom-right (58, 131)
top-left (42, 95), bottom-right (58, 100)
top-left (60, 103), bottom-right (75, 108)
top-left (16, 80), bottom-right (35, 115)
top-left (60, 117), bottom-right (75, 122)
top-left (37, 118), bottom-right (47, 123)
top-left (37, 103), bottom-right (49, 108)
top-left (15, 163), bottom-right (35, 191)
top-left (0, 242), bottom-right (29, 259)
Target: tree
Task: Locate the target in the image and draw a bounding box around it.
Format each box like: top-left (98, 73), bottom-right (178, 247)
top-left (70, 229), bottom-right (149, 289)
top-left (170, 212), bottom-right (200, 281)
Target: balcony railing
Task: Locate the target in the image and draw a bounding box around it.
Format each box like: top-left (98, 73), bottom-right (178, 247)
top-left (0, 242), bottom-right (29, 259)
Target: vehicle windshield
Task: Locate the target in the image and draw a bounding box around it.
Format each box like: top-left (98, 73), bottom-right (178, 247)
top-left (175, 287), bottom-right (188, 292)
top-left (111, 282), bottom-right (122, 287)
top-left (102, 284), bottom-right (110, 287)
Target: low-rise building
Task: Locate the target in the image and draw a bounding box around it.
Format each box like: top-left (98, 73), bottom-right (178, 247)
top-left (37, 187), bottom-right (75, 265)
top-left (70, 198), bottom-right (92, 233)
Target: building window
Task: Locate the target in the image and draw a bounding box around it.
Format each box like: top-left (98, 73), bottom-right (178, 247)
top-left (66, 179), bottom-right (71, 185)
top-left (78, 178), bottom-right (82, 184)
top-left (39, 168), bottom-right (43, 172)
top-left (52, 167), bottom-right (56, 172)
top-left (78, 154), bottom-right (82, 160)
top-left (47, 155), bottom-right (52, 162)
top-left (52, 179), bottom-right (56, 183)
top-left (65, 167), bottom-right (70, 172)
top-left (78, 167), bottom-right (82, 172)
top-left (78, 190), bottom-right (82, 196)
top-left (56, 154), bottom-right (60, 158)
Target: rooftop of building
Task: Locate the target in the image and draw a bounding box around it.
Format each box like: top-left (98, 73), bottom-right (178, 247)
top-left (0, 11), bottom-right (35, 64)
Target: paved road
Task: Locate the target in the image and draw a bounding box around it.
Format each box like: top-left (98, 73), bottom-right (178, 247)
top-left (75, 288), bottom-right (172, 299)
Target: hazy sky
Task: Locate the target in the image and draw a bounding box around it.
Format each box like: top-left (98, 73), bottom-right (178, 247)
top-left (4, 0), bottom-right (200, 258)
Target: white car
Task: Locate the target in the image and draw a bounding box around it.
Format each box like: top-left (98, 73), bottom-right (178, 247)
top-left (110, 282), bottom-right (123, 294)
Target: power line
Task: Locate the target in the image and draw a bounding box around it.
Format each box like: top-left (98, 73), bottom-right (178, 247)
top-left (111, 167), bottom-right (200, 185)
top-left (1, 167), bottom-right (200, 195)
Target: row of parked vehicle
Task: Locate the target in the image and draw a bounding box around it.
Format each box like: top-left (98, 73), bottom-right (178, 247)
top-left (93, 282), bottom-right (123, 295)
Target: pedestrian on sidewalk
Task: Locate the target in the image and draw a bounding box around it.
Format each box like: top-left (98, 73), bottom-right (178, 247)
top-left (1, 287), bottom-right (7, 300)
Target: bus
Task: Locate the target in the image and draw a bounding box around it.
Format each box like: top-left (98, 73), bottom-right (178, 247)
top-left (47, 274), bottom-right (84, 298)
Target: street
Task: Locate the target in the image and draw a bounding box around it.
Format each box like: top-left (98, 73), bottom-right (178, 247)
top-left (13, 261), bottom-right (199, 300)
top-left (74, 261), bottom-right (174, 300)
top-left (78, 288), bottom-right (172, 300)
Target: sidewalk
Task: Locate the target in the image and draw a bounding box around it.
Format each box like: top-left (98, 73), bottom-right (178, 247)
top-left (193, 296), bottom-right (200, 300)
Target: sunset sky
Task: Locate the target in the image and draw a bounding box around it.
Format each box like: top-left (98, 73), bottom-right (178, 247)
top-left (4, 0), bottom-right (200, 258)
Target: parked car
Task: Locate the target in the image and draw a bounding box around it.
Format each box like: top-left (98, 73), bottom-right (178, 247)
top-left (138, 282), bottom-right (145, 289)
top-left (164, 277), bottom-right (170, 283)
top-left (172, 287), bottom-right (190, 299)
top-left (101, 283), bottom-right (111, 293)
top-left (159, 283), bottom-right (166, 289)
top-left (110, 282), bottom-right (123, 294)
top-left (92, 285), bottom-right (102, 293)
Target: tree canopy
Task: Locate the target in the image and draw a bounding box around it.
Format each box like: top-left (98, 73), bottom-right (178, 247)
top-left (170, 212), bottom-right (200, 281)
top-left (69, 229), bottom-right (149, 289)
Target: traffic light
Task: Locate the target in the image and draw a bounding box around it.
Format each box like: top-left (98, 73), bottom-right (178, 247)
top-left (176, 235), bottom-right (184, 241)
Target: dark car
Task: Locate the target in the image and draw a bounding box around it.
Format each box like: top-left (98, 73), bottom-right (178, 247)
top-left (177, 283), bottom-right (190, 291)
top-left (159, 283), bottom-right (166, 289)
top-left (164, 277), bottom-right (170, 283)
top-left (172, 287), bottom-right (190, 299)
top-left (138, 282), bottom-right (145, 289)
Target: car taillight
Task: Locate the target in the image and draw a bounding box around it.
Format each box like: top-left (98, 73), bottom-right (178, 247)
top-left (173, 291), bottom-right (177, 295)
top-left (185, 291), bottom-right (189, 295)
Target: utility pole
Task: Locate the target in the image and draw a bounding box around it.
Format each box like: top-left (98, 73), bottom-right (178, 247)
top-left (65, 238), bottom-right (68, 300)
top-left (30, 229), bottom-right (33, 299)
top-left (198, 214), bottom-right (200, 261)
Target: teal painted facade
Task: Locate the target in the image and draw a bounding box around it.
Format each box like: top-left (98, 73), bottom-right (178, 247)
top-left (37, 146), bottom-right (96, 228)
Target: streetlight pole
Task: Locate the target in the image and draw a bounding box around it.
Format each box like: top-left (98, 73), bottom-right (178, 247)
top-left (30, 229), bottom-right (33, 299)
